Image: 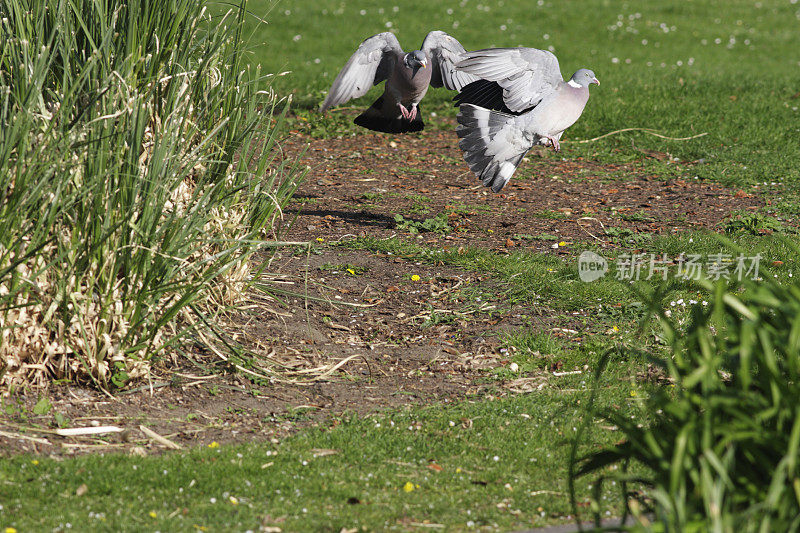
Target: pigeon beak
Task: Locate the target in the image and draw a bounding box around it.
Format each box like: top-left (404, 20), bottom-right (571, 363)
top-left (592, 77), bottom-right (600, 86)
top-left (421, 60), bottom-right (427, 69)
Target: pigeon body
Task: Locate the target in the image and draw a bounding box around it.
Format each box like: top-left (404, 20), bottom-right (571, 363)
top-left (321, 31), bottom-right (477, 133)
top-left (453, 47), bottom-right (598, 191)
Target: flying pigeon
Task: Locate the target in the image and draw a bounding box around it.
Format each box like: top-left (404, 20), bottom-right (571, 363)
top-left (320, 31), bottom-right (478, 133)
top-left (452, 47), bottom-right (599, 192)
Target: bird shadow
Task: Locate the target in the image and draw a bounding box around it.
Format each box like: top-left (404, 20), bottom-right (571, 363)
top-left (287, 208), bottom-right (396, 230)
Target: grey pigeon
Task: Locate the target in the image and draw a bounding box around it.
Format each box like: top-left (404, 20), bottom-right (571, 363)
top-left (320, 31), bottom-right (477, 133)
top-left (452, 47), bottom-right (599, 192)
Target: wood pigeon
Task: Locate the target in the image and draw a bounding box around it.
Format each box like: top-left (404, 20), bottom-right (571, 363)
top-left (452, 47), bottom-right (599, 192)
top-left (321, 31), bottom-right (478, 133)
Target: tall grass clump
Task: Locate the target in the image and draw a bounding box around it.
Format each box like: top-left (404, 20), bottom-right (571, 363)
top-left (572, 275), bottom-right (800, 531)
top-left (0, 0), bottom-right (303, 389)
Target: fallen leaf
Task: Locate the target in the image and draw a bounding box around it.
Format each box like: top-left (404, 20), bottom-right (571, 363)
top-left (427, 463), bottom-right (443, 472)
top-left (76, 483), bottom-right (88, 496)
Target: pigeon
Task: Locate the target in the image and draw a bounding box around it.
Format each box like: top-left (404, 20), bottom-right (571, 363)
top-left (452, 47), bottom-right (599, 192)
top-left (320, 31), bottom-right (478, 133)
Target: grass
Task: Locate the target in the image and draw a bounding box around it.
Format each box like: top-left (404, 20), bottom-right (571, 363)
top-left (4, 0), bottom-right (800, 530)
top-left (574, 273), bottom-right (800, 530)
top-left (340, 230), bottom-right (800, 317)
top-left (0, 366), bottom-right (639, 531)
top-left (0, 0), bottom-right (304, 389)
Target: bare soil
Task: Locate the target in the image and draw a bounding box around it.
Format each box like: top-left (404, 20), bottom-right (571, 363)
top-left (0, 122), bottom-right (760, 456)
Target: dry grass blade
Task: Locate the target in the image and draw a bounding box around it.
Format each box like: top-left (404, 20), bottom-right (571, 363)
top-left (139, 425), bottom-right (182, 450)
top-left (570, 128), bottom-right (709, 143)
top-left (0, 429), bottom-right (51, 445)
top-left (55, 426), bottom-right (124, 437)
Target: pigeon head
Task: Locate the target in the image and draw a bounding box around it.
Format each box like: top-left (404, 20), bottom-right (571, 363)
top-left (569, 69), bottom-right (599, 88)
top-left (404, 50), bottom-right (428, 76)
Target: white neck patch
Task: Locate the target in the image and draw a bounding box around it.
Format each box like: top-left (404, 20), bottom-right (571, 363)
top-left (567, 79), bottom-right (582, 88)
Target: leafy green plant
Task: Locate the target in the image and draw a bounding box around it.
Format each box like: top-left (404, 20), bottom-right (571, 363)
top-left (32, 397), bottom-right (52, 415)
top-left (394, 213), bottom-right (452, 235)
top-left (724, 213), bottom-right (788, 235)
top-left (619, 210), bottom-right (655, 223)
top-left (0, 0), bottom-right (304, 390)
top-left (572, 275), bottom-right (800, 531)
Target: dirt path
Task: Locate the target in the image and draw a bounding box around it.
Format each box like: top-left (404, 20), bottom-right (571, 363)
top-left (0, 124), bottom-right (760, 456)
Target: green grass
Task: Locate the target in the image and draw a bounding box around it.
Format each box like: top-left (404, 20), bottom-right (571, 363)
top-left (5, 0), bottom-right (800, 530)
top-left (340, 231), bottom-right (800, 316)
top-left (0, 368), bottom-right (639, 531)
top-left (229, 0), bottom-right (800, 191)
top-left (575, 274), bottom-right (800, 530)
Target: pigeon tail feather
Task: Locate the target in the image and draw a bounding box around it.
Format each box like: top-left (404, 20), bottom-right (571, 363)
top-left (354, 96), bottom-right (424, 133)
top-left (456, 104), bottom-right (528, 192)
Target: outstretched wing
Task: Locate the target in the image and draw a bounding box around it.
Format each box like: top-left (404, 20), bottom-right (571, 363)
top-left (420, 30), bottom-right (479, 91)
top-left (321, 32), bottom-right (403, 111)
top-left (455, 47), bottom-right (563, 112)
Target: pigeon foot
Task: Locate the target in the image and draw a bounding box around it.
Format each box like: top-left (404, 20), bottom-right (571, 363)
top-left (547, 136), bottom-right (561, 152)
top-left (397, 103), bottom-right (412, 120)
top-left (408, 104), bottom-right (418, 121)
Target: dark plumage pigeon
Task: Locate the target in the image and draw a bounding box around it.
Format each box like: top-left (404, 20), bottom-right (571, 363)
top-left (452, 47), bottom-right (599, 192)
top-left (320, 31), bottom-right (478, 133)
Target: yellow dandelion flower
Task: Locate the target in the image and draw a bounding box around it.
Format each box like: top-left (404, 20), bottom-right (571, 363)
top-left (630, 390), bottom-right (637, 397)
top-left (208, 441), bottom-right (219, 449)
top-left (558, 241), bottom-right (567, 247)
top-left (411, 274), bottom-right (421, 281)
top-left (31, 459), bottom-right (39, 465)
top-left (316, 237), bottom-right (324, 243)
top-left (347, 268), bottom-right (355, 275)
top-left (456, 468), bottom-right (462, 473)
top-left (229, 496), bottom-right (239, 505)
top-left (403, 481), bottom-right (415, 492)
top-left (149, 511), bottom-right (157, 518)
top-left (6, 528), bottom-right (19, 533)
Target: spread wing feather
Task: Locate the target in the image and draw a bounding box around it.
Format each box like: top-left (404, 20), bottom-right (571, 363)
top-left (420, 31), bottom-right (478, 91)
top-left (321, 32), bottom-right (403, 111)
top-left (455, 47), bottom-right (563, 112)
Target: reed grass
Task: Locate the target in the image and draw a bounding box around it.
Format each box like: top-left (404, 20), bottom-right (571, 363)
top-left (572, 269), bottom-right (800, 531)
top-left (0, 0), bottom-right (305, 390)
